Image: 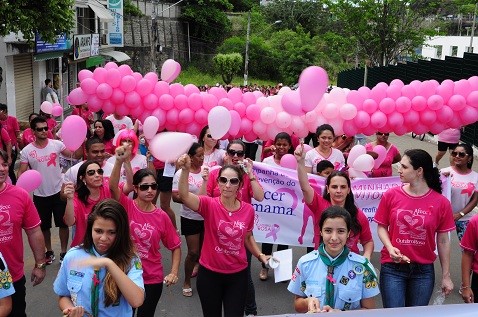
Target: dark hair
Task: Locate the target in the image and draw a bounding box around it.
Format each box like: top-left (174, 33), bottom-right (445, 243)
top-left (315, 124), bottom-right (335, 139)
top-left (316, 160), bottom-right (334, 174)
top-left (0, 149), bottom-right (8, 163)
top-left (30, 116), bottom-right (47, 130)
top-left (94, 120), bottom-right (115, 141)
top-left (76, 160), bottom-right (102, 205)
top-left (0, 104), bottom-right (6, 112)
top-left (218, 164), bottom-right (244, 188)
top-left (323, 171), bottom-right (361, 235)
top-left (132, 168), bottom-right (157, 186)
top-left (198, 125), bottom-right (219, 149)
top-left (404, 149), bottom-right (442, 193)
top-left (82, 199), bottom-right (135, 307)
top-left (28, 112), bottom-right (38, 122)
top-left (319, 205), bottom-right (352, 232)
top-left (274, 132), bottom-right (294, 154)
top-left (226, 139), bottom-right (246, 151)
top-left (455, 143), bottom-right (474, 169)
top-left (45, 79), bottom-right (51, 86)
top-left (85, 138), bottom-right (104, 152)
top-left (187, 142), bottom-right (202, 157)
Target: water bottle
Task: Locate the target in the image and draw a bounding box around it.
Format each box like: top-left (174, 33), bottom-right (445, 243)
top-left (432, 290), bottom-right (445, 305)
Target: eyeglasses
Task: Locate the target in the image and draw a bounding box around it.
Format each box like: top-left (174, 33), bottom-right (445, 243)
top-left (451, 151), bottom-right (468, 158)
top-left (137, 183), bottom-right (158, 191)
top-left (218, 176), bottom-right (240, 186)
top-left (86, 168), bottom-right (104, 176)
top-left (376, 132), bottom-right (389, 136)
top-left (206, 134), bottom-right (215, 139)
top-left (35, 127), bottom-right (48, 132)
top-left (227, 149), bottom-right (245, 157)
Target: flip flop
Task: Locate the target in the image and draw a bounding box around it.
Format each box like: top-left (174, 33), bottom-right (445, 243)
top-left (182, 288), bottom-right (193, 297)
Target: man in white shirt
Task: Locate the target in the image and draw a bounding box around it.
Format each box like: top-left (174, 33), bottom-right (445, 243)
top-left (105, 114), bottom-right (134, 135)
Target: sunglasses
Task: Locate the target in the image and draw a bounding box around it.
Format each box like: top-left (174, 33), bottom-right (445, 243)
top-left (451, 151), bottom-right (468, 158)
top-left (86, 168), bottom-right (104, 176)
top-left (137, 183), bottom-right (158, 191)
top-left (376, 132), bottom-right (389, 136)
top-left (227, 149), bottom-right (245, 157)
top-left (218, 176), bottom-right (240, 186)
top-left (35, 127), bottom-right (49, 132)
top-left (206, 134), bottom-right (214, 139)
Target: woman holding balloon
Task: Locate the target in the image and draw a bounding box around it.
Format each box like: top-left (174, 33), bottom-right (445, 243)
top-left (365, 132), bottom-right (401, 177)
top-left (199, 125), bottom-right (226, 168)
top-left (305, 124), bottom-right (345, 174)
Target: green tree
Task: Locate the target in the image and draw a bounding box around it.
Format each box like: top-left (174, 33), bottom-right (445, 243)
top-left (0, 0), bottom-right (75, 43)
top-left (213, 53), bottom-right (243, 84)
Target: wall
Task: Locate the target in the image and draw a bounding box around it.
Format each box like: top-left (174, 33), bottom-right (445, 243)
top-left (422, 36), bottom-right (478, 60)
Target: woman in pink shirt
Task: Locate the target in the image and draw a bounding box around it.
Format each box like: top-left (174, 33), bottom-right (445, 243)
top-left (92, 119), bottom-right (115, 157)
top-left (177, 154), bottom-right (269, 317)
top-left (365, 132), bottom-right (401, 177)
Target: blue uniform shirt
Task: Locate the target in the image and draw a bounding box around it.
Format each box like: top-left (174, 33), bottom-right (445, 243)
top-left (53, 247), bottom-right (144, 317)
top-left (288, 250), bottom-right (379, 311)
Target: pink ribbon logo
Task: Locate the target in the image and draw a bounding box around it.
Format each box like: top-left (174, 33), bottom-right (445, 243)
top-left (265, 224), bottom-right (280, 241)
top-left (47, 153), bottom-right (57, 167)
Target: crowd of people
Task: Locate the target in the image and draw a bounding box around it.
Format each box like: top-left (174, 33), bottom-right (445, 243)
top-left (0, 99), bottom-right (478, 317)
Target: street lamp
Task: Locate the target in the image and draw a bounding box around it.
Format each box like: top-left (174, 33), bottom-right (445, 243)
top-left (243, 16), bottom-right (282, 86)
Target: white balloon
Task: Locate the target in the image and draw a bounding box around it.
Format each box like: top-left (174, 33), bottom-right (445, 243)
top-left (352, 154), bottom-right (374, 172)
top-left (149, 132), bottom-right (194, 163)
top-left (207, 106), bottom-right (231, 139)
top-left (143, 116), bottom-right (160, 140)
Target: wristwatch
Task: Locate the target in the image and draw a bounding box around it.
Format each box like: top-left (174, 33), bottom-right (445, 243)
top-left (459, 211), bottom-right (465, 217)
top-left (35, 262), bottom-right (47, 270)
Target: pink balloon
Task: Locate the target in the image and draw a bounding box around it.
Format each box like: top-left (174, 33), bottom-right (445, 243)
top-left (174, 94), bottom-right (188, 110)
top-left (93, 67), bottom-right (108, 83)
top-left (429, 122), bottom-right (447, 135)
top-left (40, 101), bottom-right (53, 114)
top-left (150, 132), bottom-right (194, 162)
top-left (62, 115), bottom-right (87, 151)
top-left (370, 111), bottom-right (387, 129)
top-left (372, 145), bottom-right (387, 169)
top-left (233, 102), bottom-right (246, 117)
top-left (228, 110), bottom-right (241, 137)
top-left (80, 78), bottom-right (99, 95)
top-left (280, 154), bottom-right (298, 169)
top-left (202, 94), bottom-right (218, 112)
top-left (184, 84), bottom-right (200, 96)
top-left (218, 98), bottom-right (233, 110)
top-left (354, 111), bottom-right (370, 128)
top-left (209, 87), bottom-right (228, 100)
top-left (87, 96), bottom-right (102, 113)
top-left (143, 116), bottom-right (160, 139)
top-left (400, 85), bottom-right (416, 100)
top-left (412, 123), bottom-right (428, 135)
top-left (166, 108), bottom-right (179, 125)
top-left (240, 117), bottom-right (253, 135)
top-left (102, 100), bottom-right (115, 114)
top-left (185, 121), bottom-right (202, 137)
top-left (448, 95), bottom-right (466, 111)
top-left (418, 81), bottom-right (436, 99)
top-left (96, 83), bottom-right (113, 100)
top-left (194, 109), bottom-right (208, 125)
top-left (110, 88), bottom-right (125, 105)
top-left (115, 104), bottom-right (129, 117)
top-left (447, 115), bottom-right (463, 128)
top-left (362, 99), bottom-right (378, 114)
top-left (454, 79), bottom-right (472, 98)
top-left (379, 98), bottom-right (395, 114)
top-left (322, 103), bottom-right (339, 119)
top-left (276, 111), bottom-right (292, 129)
top-left (78, 69), bottom-right (93, 82)
top-left (68, 88), bottom-right (88, 105)
top-left (395, 96), bottom-right (412, 113)
top-left (411, 96), bottom-right (427, 112)
top-left (244, 130), bottom-right (258, 142)
top-left (390, 79), bottom-right (404, 87)
top-left (386, 85), bottom-right (401, 100)
top-left (305, 111), bottom-right (317, 123)
top-left (346, 90), bottom-right (366, 107)
top-left (436, 80), bottom-right (454, 103)
top-left (169, 83), bottom-right (184, 98)
top-left (178, 108), bottom-right (194, 124)
top-left (282, 90), bottom-right (304, 116)
top-left (299, 66), bottom-right (328, 112)
top-left (370, 85), bottom-right (387, 104)
top-left (253, 120), bottom-right (267, 136)
top-left (131, 105), bottom-right (146, 120)
top-left (132, 72), bottom-right (143, 82)
top-left (343, 120), bottom-right (358, 136)
top-left (151, 108), bottom-right (166, 127)
top-left (208, 106), bottom-right (231, 139)
top-left (16, 170), bottom-right (42, 192)
top-left (106, 69), bottom-right (121, 88)
top-left (143, 93), bottom-right (159, 110)
top-left (358, 86), bottom-right (371, 99)
top-left (144, 72), bottom-right (159, 85)
top-left (104, 62), bottom-right (118, 70)
top-left (118, 64), bottom-right (133, 77)
top-left (260, 107), bottom-right (276, 124)
top-left (154, 81), bottom-right (170, 97)
top-left (387, 112), bottom-right (404, 128)
top-left (136, 79), bottom-right (154, 97)
top-left (120, 75), bottom-right (136, 93)
top-left (467, 91), bottom-right (478, 108)
top-left (159, 94), bottom-right (174, 111)
top-left (436, 105), bottom-right (454, 123)
top-left (348, 168), bottom-right (368, 179)
top-left (124, 91), bottom-right (141, 109)
top-left (459, 106), bottom-right (478, 125)
top-left (353, 154), bottom-right (374, 172)
top-left (161, 59), bottom-right (181, 83)
top-left (242, 92), bottom-right (256, 106)
top-left (427, 95), bottom-right (444, 110)
top-left (188, 93), bottom-right (203, 111)
top-left (403, 109), bottom-right (420, 126)
top-left (339, 103), bottom-right (358, 120)
top-left (348, 145), bottom-right (366, 166)
top-left (51, 105), bottom-right (63, 117)
top-left (228, 88), bottom-right (243, 104)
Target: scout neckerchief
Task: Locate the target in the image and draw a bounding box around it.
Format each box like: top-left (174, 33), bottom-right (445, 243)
top-left (318, 243), bottom-right (349, 308)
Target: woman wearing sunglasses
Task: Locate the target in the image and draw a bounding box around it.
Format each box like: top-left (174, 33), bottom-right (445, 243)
top-left (177, 154), bottom-right (269, 317)
top-left (63, 160), bottom-right (113, 248)
top-left (365, 132), bottom-right (401, 177)
top-left (199, 125), bottom-right (226, 168)
top-left (440, 143), bottom-right (478, 241)
top-left (109, 146), bottom-right (181, 317)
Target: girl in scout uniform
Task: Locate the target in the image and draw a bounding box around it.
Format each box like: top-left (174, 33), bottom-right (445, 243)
top-left (288, 206), bottom-right (379, 313)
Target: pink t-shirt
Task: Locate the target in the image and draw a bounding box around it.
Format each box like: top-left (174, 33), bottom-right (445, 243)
top-left (20, 139), bottom-right (66, 196)
top-left (21, 128), bottom-right (54, 146)
top-left (460, 215), bottom-right (478, 273)
top-left (365, 143), bottom-right (399, 177)
top-left (46, 117), bottom-right (57, 132)
top-left (203, 148), bottom-right (226, 168)
top-left (0, 116), bottom-right (19, 146)
top-left (120, 195), bottom-right (181, 284)
top-left (103, 139), bottom-right (115, 156)
top-left (70, 185), bottom-right (113, 247)
top-left (0, 184), bottom-right (41, 282)
top-left (0, 128), bottom-right (11, 149)
top-left (197, 196), bottom-right (254, 273)
top-left (72, 107), bottom-right (93, 126)
top-left (305, 148), bottom-right (345, 173)
top-left (374, 186), bottom-right (455, 264)
top-left (307, 192), bottom-right (373, 252)
top-left (437, 128), bottom-right (460, 144)
top-left (207, 168), bottom-right (257, 203)
top-left (440, 166), bottom-right (478, 221)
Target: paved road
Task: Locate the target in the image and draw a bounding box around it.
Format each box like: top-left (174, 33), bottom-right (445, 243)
top-left (22, 133), bottom-right (474, 316)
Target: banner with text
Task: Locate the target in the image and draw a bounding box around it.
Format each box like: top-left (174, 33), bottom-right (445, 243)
top-left (251, 162), bottom-right (450, 252)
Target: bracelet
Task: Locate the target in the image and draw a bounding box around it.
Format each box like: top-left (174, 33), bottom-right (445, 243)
top-left (257, 253), bottom-right (265, 261)
top-left (459, 211), bottom-right (465, 217)
top-left (460, 285), bottom-right (471, 290)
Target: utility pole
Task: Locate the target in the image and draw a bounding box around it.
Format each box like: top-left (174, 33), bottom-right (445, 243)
top-left (469, 2), bottom-right (478, 53)
top-left (151, 0), bottom-right (159, 72)
top-left (243, 12), bottom-right (251, 87)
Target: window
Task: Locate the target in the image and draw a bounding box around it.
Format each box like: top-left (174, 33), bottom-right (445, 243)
top-left (436, 45), bottom-right (443, 59)
top-left (451, 46), bottom-right (458, 57)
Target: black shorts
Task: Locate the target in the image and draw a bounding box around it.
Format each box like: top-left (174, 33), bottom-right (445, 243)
top-left (437, 141), bottom-right (458, 152)
top-left (33, 192), bottom-right (67, 230)
top-left (156, 168), bottom-right (173, 192)
top-left (180, 216), bottom-right (204, 236)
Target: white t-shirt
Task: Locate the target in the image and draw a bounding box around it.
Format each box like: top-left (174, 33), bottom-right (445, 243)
top-left (440, 166), bottom-right (478, 221)
top-left (172, 169), bottom-right (204, 221)
top-left (63, 161), bottom-right (114, 185)
top-left (20, 139), bottom-right (66, 196)
top-left (305, 148), bottom-right (345, 173)
top-left (105, 115), bottom-right (134, 135)
top-left (107, 154), bottom-right (147, 183)
top-left (262, 156), bottom-right (281, 167)
top-left (203, 148), bottom-right (226, 168)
